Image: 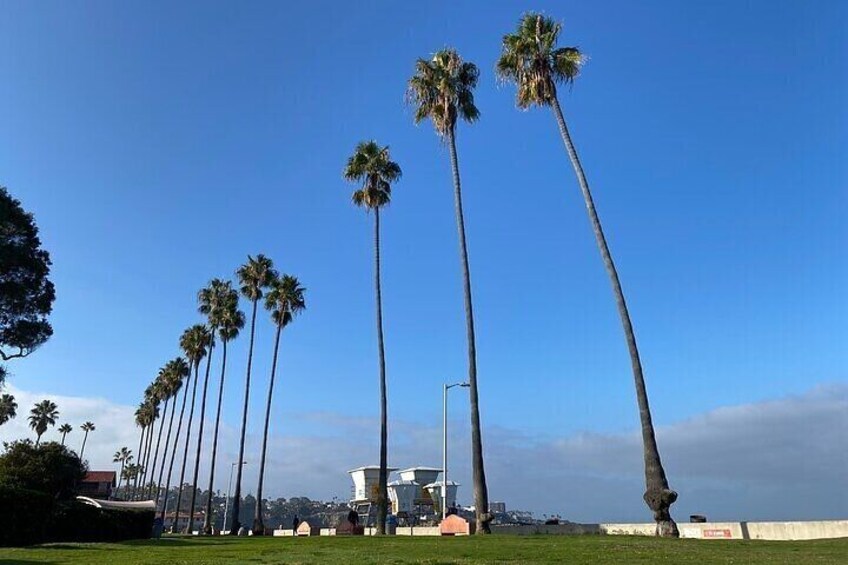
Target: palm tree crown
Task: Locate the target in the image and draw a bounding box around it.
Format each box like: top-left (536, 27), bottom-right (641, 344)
top-left (495, 13), bottom-right (584, 108)
top-left (407, 49), bottom-right (480, 137)
top-left (237, 255), bottom-right (277, 302)
top-left (0, 394), bottom-right (17, 426)
top-left (343, 141), bottom-right (402, 210)
top-left (28, 400), bottom-right (59, 443)
top-left (58, 423), bottom-right (72, 436)
top-left (265, 274), bottom-right (307, 328)
top-left (180, 325), bottom-right (211, 369)
top-left (81, 421), bottom-right (95, 433)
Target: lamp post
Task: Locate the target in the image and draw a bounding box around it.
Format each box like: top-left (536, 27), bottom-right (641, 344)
top-left (442, 382), bottom-right (469, 522)
top-left (223, 461), bottom-right (247, 534)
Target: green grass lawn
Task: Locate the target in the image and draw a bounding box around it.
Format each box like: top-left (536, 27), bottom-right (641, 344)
top-left (1, 535), bottom-right (846, 565)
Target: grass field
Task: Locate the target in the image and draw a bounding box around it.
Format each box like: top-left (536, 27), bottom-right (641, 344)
top-left (1, 535), bottom-right (847, 565)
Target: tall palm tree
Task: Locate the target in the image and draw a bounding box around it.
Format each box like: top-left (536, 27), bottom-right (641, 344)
top-left (113, 447), bottom-right (133, 497)
top-left (145, 368), bottom-right (171, 499)
top-left (185, 279), bottom-right (230, 533)
top-left (28, 399), bottom-right (59, 446)
top-left (155, 358), bottom-right (188, 506)
top-left (137, 395), bottom-right (158, 499)
top-left (408, 49), bottom-right (491, 533)
top-left (79, 421), bottom-right (96, 459)
top-left (342, 140), bottom-right (401, 535)
top-left (58, 423), bottom-right (72, 445)
top-left (496, 13), bottom-right (679, 537)
top-left (0, 394), bottom-right (16, 426)
top-left (252, 274), bottom-right (306, 534)
top-left (131, 403), bottom-right (148, 500)
top-left (204, 283), bottom-right (244, 535)
top-left (170, 324), bottom-right (210, 530)
top-left (229, 255), bottom-right (276, 535)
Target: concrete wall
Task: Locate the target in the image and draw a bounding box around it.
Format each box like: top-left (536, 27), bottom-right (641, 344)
top-left (395, 526), bottom-right (442, 536)
top-left (602, 521), bottom-right (848, 541)
top-left (492, 523), bottom-right (601, 536)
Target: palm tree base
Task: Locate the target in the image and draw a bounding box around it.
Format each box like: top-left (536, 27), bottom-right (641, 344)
top-left (475, 512), bottom-right (493, 534)
top-left (644, 488), bottom-right (679, 538)
top-left (251, 520), bottom-right (265, 536)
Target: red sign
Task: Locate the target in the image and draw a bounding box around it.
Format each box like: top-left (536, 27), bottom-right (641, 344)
top-left (703, 529), bottom-right (732, 538)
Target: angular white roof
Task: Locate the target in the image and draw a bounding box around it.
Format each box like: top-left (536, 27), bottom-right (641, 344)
top-left (348, 465), bottom-right (399, 473)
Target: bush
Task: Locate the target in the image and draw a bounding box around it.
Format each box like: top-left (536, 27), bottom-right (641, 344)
top-left (0, 485), bottom-right (52, 546)
top-left (0, 439), bottom-right (86, 499)
top-left (0, 442), bottom-right (152, 546)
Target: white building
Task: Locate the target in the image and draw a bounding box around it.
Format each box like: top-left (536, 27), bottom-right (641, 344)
top-left (348, 466), bottom-right (399, 505)
top-left (423, 480), bottom-right (459, 513)
top-left (387, 480), bottom-right (419, 514)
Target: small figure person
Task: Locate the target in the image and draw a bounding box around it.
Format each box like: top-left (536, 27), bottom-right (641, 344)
top-left (292, 515), bottom-right (299, 531)
top-left (347, 509), bottom-right (359, 526)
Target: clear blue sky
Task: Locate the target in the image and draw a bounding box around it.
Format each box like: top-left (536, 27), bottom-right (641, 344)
top-left (2, 0), bottom-right (845, 447)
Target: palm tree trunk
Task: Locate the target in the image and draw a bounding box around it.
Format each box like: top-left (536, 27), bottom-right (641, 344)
top-left (141, 423), bottom-right (154, 498)
top-left (374, 207), bottom-right (389, 536)
top-left (550, 95), bottom-right (678, 537)
top-left (447, 129), bottom-right (490, 534)
top-left (147, 398), bottom-right (170, 499)
top-left (35, 432), bottom-right (42, 447)
top-left (186, 338), bottom-right (215, 534)
top-left (80, 430), bottom-right (89, 459)
top-left (229, 299), bottom-right (258, 535)
top-left (155, 390), bottom-right (179, 508)
top-left (61, 431), bottom-right (67, 446)
top-left (174, 361), bottom-right (201, 532)
top-left (117, 461), bottom-right (125, 498)
top-left (252, 321), bottom-right (283, 535)
top-left (203, 339), bottom-right (229, 535)
top-left (162, 366), bottom-right (193, 521)
top-left (132, 426), bottom-right (145, 500)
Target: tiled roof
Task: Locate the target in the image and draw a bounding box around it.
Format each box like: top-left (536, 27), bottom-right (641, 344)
top-left (83, 471), bottom-right (116, 483)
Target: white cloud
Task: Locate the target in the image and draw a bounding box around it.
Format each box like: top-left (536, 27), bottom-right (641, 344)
top-left (1, 382), bottom-right (845, 524)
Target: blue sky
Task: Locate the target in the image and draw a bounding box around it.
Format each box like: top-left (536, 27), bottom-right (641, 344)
top-left (1, 1), bottom-right (846, 518)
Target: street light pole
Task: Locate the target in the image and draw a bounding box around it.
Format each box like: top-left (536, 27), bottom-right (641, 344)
top-left (442, 382), bottom-right (469, 522)
top-left (223, 461), bottom-right (246, 533)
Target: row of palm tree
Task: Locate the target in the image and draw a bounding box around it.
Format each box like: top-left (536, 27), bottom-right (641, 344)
top-left (26, 399), bottom-right (96, 455)
top-left (123, 11), bottom-right (677, 538)
top-left (342, 12), bottom-right (678, 537)
top-left (125, 260), bottom-right (305, 536)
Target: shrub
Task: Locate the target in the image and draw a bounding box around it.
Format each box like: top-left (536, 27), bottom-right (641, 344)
top-left (0, 439), bottom-right (86, 499)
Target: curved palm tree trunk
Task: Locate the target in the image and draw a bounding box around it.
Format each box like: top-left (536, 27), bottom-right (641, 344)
top-left (447, 129), bottom-right (490, 534)
top-left (252, 321), bottom-right (283, 535)
top-left (374, 207), bottom-right (389, 536)
top-left (550, 96), bottom-right (678, 537)
top-left (147, 399), bottom-right (170, 499)
top-left (132, 426), bottom-right (145, 500)
top-left (161, 368), bottom-right (192, 520)
top-left (80, 430), bottom-right (89, 459)
top-left (117, 461), bottom-right (125, 498)
top-left (173, 361), bottom-right (201, 532)
top-left (61, 431), bottom-right (67, 446)
top-left (155, 391), bottom-right (179, 508)
top-left (142, 423), bottom-right (155, 497)
top-left (186, 339), bottom-right (215, 534)
top-left (203, 339), bottom-right (229, 535)
top-left (229, 299), bottom-right (258, 535)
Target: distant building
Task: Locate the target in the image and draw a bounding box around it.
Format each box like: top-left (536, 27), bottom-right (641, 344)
top-left (489, 501), bottom-right (506, 513)
top-left (78, 471), bottom-right (116, 499)
top-left (163, 511), bottom-right (205, 533)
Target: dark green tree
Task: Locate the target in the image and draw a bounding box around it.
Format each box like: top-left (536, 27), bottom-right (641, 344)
top-left (252, 273), bottom-right (306, 534)
top-left (343, 140), bottom-right (401, 535)
top-left (408, 49), bottom-right (491, 533)
top-left (496, 13), bottom-right (678, 537)
top-left (58, 423), bottom-right (72, 445)
top-left (0, 439), bottom-right (86, 499)
top-left (0, 187), bottom-right (55, 361)
top-left (230, 255), bottom-right (276, 535)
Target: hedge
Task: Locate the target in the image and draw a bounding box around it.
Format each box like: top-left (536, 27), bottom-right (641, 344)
top-left (0, 485), bottom-right (154, 547)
